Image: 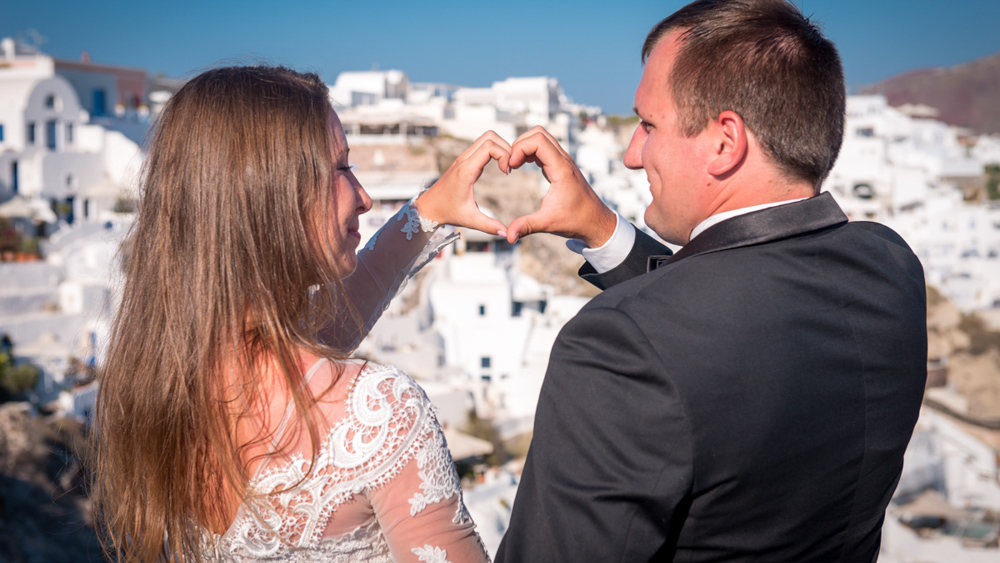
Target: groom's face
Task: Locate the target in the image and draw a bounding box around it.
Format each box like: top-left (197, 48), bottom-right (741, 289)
top-left (624, 32), bottom-right (715, 246)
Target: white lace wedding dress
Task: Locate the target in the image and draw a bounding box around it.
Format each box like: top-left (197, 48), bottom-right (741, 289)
top-left (201, 201), bottom-right (489, 562)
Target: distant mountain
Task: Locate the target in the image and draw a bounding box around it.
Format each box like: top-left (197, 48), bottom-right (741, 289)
top-left (861, 52), bottom-right (1000, 135)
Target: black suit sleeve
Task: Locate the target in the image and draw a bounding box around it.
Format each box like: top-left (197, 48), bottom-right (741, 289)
top-left (578, 228), bottom-right (672, 291)
top-left (496, 306), bottom-right (693, 562)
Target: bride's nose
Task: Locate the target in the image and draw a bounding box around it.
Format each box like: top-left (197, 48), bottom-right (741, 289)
top-left (354, 179), bottom-right (372, 214)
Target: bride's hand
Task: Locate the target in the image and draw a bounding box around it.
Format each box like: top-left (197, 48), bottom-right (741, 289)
top-left (414, 131), bottom-right (511, 236)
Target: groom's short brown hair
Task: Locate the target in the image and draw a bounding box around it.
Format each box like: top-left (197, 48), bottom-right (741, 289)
top-left (643, 0), bottom-right (845, 188)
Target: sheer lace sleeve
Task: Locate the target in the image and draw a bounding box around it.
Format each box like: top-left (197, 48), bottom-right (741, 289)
top-left (319, 196), bottom-right (459, 351)
top-left (365, 373), bottom-right (489, 563)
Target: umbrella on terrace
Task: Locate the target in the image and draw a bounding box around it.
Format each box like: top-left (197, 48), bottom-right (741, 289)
top-left (0, 196), bottom-right (58, 223)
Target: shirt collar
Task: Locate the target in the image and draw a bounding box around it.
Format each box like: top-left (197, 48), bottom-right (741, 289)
top-left (688, 198), bottom-right (809, 242)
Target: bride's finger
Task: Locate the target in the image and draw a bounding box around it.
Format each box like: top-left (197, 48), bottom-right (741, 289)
top-left (463, 208), bottom-right (509, 238)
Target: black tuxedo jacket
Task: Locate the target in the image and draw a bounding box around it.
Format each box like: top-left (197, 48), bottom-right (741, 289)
top-left (495, 194), bottom-right (927, 562)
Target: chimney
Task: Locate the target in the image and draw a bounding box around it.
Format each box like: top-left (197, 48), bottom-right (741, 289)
top-left (1, 38), bottom-right (14, 62)
top-left (81, 51), bottom-right (90, 64)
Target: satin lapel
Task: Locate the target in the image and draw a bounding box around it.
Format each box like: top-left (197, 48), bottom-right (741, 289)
top-left (665, 192), bottom-right (848, 265)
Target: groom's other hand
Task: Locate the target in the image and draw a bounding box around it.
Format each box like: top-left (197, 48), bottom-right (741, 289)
top-left (507, 126), bottom-right (616, 248)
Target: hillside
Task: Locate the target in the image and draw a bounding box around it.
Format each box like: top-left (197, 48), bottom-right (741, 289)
top-left (862, 52), bottom-right (1000, 135)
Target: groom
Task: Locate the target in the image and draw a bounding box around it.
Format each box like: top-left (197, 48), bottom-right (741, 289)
top-left (492, 0), bottom-right (927, 561)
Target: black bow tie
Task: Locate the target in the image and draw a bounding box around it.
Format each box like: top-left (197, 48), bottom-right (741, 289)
top-left (647, 255), bottom-right (671, 272)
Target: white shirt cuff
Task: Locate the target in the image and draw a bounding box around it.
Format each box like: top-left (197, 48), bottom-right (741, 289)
top-left (565, 211), bottom-right (636, 274)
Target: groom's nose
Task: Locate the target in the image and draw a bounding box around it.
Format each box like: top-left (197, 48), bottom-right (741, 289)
top-left (624, 123), bottom-right (645, 170)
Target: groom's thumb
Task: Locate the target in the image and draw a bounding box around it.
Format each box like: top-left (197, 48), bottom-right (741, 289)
top-left (507, 213), bottom-right (541, 244)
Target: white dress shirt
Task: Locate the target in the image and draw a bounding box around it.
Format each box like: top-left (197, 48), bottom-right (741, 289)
top-left (568, 199), bottom-right (807, 274)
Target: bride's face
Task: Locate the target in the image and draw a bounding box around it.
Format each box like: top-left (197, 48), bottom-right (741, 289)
top-left (324, 111), bottom-right (372, 276)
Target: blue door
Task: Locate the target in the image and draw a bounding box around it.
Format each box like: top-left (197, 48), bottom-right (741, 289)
top-left (93, 89), bottom-right (107, 117)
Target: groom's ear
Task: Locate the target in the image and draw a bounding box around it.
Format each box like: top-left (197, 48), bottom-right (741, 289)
top-left (705, 110), bottom-right (747, 178)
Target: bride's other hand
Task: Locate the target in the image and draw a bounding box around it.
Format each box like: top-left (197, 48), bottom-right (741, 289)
top-left (415, 130), bottom-right (511, 237)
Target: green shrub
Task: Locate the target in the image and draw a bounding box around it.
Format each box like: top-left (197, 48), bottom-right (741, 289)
top-left (0, 353), bottom-right (40, 396)
top-left (986, 164), bottom-right (1000, 201)
top-left (1, 364), bottom-right (40, 395)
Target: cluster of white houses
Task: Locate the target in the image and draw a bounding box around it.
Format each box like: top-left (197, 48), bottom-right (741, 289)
top-left (3, 41), bottom-right (1000, 557)
top-left (0, 38), bottom-right (170, 228)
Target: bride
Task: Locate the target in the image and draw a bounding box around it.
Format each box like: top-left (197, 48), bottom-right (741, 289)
top-left (93, 65), bottom-right (511, 562)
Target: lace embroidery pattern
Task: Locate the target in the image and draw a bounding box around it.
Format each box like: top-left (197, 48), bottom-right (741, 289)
top-left (204, 518), bottom-right (393, 562)
top-left (399, 199), bottom-right (439, 240)
top-left (212, 363), bottom-right (456, 560)
top-left (340, 202), bottom-right (457, 352)
top-left (409, 418), bottom-right (469, 525)
top-left (412, 545), bottom-right (451, 563)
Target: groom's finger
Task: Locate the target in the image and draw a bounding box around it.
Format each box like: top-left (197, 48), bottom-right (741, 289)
top-left (507, 210), bottom-right (551, 244)
top-left (512, 126), bottom-right (571, 161)
top-left (460, 131), bottom-right (512, 166)
top-left (509, 132), bottom-right (566, 173)
top-left (464, 139), bottom-right (511, 179)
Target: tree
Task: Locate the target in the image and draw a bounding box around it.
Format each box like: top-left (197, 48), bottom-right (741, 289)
top-left (985, 164), bottom-right (1000, 201)
top-left (0, 352), bottom-right (40, 398)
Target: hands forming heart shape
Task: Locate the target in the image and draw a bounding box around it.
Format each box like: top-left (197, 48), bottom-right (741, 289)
top-left (415, 127), bottom-right (618, 249)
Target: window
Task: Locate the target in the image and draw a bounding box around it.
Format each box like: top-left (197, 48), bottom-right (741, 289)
top-left (478, 304), bottom-right (486, 316)
top-left (853, 183), bottom-right (875, 200)
top-left (63, 196), bottom-right (75, 225)
top-left (27, 122), bottom-right (35, 144)
top-left (65, 123), bottom-right (73, 144)
top-left (0, 123), bottom-right (4, 141)
top-left (46, 120), bottom-right (57, 150)
top-left (45, 95), bottom-right (57, 109)
top-left (481, 356), bottom-right (491, 369)
top-left (10, 161), bottom-right (18, 194)
top-left (93, 89), bottom-right (107, 117)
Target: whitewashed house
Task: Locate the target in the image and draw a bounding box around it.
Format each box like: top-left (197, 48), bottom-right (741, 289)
top-left (0, 38), bottom-right (142, 227)
top-left (329, 70), bottom-right (581, 146)
top-left (821, 95), bottom-right (1000, 313)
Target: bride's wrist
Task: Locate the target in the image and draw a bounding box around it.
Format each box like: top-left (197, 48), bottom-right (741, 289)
top-left (412, 188), bottom-right (444, 226)
top-left (398, 190), bottom-right (440, 240)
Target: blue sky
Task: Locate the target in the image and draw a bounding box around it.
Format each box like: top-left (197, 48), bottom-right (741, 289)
top-left (3, 0), bottom-right (999, 115)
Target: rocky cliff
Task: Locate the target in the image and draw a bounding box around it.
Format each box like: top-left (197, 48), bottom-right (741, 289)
top-left (0, 403), bottom-right (103, 562)
top-left (862, 52), bottom-right (1000, 135)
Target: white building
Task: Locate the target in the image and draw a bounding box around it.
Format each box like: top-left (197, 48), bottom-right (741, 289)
top-left (0, 218), bottom-right (129, 403)
top-left (820, 95), bottom-right (1000, 313)
top-left (0, 38), bottom-right (142, 227)
top-left (330, 70), bottom-right (581, 146)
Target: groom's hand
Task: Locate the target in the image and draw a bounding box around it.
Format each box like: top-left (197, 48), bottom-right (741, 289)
top-left (507, 126), bottom-right (616, 248)
top-left (416, 130), bottom-right (511, 236)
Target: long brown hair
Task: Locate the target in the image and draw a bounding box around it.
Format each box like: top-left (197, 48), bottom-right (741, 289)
top-left (93, 66), bottom-right (355, 562)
